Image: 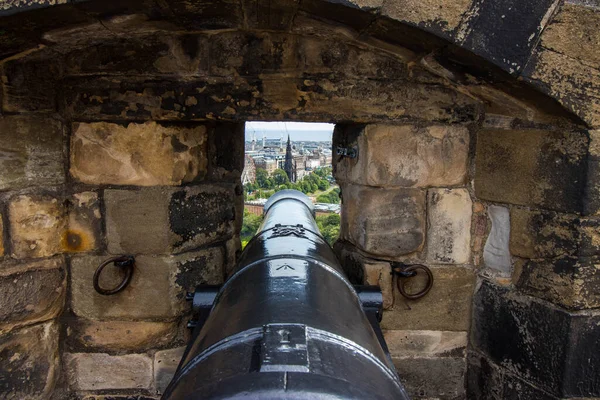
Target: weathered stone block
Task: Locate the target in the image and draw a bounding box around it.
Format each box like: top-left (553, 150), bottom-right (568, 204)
top-left (483, 205), bottom-right (512, 276)
top-left (154, 346), bottom-right (186, 394)
top-left (65, 75), bottom-right (480, 123)
top-left (584, 129), bottom-right (600, 215)
top-left (509, 208), bottom-right (579, 259)
top-left (242, 0), bottom-right (299, 30)
top-left (169, 185), bottom-right (237, 254)
top-left (0, 321), bottom-right (59, 399)
top-left (461, 0), bottom-right (559, 75)
top-left (333, 124), bottom-right (469, 187)
top-left (472, 279), bottom-right (600, 397)
top-left (64, 34), bottom-right (209, 75)
top-left (426, 189), bottom-right (472, 264)
top-left (466, 353), bottom-right (503, 400)
top-left (384, 330), bottom-right (467, 358)
top-left (208, 123), bottom-right (245, 181)
top-left (392, 356), bottom-right (466, 399)
top-left (71, 248), bottom-right (224, 319)
top-left (1, 52), bottom-right (60, 112)
top-left (475, 128), bottom-right (588, 212)
top-left (105, 185), bottom-right (235, 254)
top-left (9, 195), bottom-right (65, 259)
top-left (381, 0), bottom-right (472, 39)
top-left (0, 258), bottom-right (65, 333)
top-left (363, 260), bottom-right (394, 310)
top-left (539, 2), bottom-right (600, 71)
top-left (0, 116), bottom-right (64, 191)
top-left (67, 320), bottom-right (177, 351)
top-left (382, 266), bottom-right (474, 331)
top-left (65, 352), bottom-right (153, 390)
top-left (70, 121), bottom-right (208, 186)
top-left (523, 47), bottom-right (600, 127)
top-left (64, 192), bottom-right (102, 253)
top-left (341, 184), bottom-right (426, 257)
top-left (224, 237), bottom-right (242, 277)
top-left (516, 256), bottom-right (600, 310)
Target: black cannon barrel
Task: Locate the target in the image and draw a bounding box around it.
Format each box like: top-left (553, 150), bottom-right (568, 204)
top-left (163, 190), bottom-right (409, 399)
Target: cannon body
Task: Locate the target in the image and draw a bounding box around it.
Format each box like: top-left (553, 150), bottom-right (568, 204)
top-left (163, 190), bottom-right (409, 399)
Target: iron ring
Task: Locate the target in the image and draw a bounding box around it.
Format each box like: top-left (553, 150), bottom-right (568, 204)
top-left (93, 255), bottom-right (135, 296)
top-left (396, 264), bottom-right (434, 300)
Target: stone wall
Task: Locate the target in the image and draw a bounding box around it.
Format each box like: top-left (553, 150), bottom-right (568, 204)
top-left (0, 102), bottom-right (244, 398)
top-left (0, 0), bottom-right (599, 399)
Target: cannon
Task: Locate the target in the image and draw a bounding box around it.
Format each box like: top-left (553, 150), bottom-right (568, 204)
top-left (163, 190), bottom-right (410, 399)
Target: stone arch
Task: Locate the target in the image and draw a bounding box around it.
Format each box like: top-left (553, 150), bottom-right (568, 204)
top-left (0, 0), bottom-right (598, 399)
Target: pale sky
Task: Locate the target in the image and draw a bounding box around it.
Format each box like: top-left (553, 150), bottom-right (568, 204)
top-left (245, 121), bottom-right (334, 142)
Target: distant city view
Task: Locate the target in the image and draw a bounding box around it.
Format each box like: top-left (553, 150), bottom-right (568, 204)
top-left (241, 122), bottom-right (340, 248)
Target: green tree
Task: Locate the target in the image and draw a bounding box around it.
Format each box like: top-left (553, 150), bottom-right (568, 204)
top-left (256, 168), bottom-right (269, 188)
top-left (316, 213), bottom-right (340, 246)
top-left (272, 169), bottom-right (290, 186)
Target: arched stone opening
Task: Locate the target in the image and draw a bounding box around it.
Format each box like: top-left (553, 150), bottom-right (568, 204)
top-left (0, 0), bottom-right (598, 399)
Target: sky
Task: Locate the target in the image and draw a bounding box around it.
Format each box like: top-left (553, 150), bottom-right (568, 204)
top-left (245, 122), bottom-right (335, 142)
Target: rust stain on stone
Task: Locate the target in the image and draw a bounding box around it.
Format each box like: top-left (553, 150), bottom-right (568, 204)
top-left (61, 229), bottom-right (90, 252)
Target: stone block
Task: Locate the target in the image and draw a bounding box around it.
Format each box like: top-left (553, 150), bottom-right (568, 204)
top-left (64, 34), bottom-right (209, 75)
top-left (224, 237), bottom-right (242, 277)
top-left (65, 352), bottom-right (153, 390)
top-left (0, 321), bottom-right (59, 399)
top-left (472, 279), bottom-right (600, 397)
top-left (67, 320), bottom-right (177, 351)
top-left (382, 266), bottom-right (475, 331)
top-left (461, 0), bottom-right (559, 75)
top-left (341, 184), bottom-right (426, 257)
top-left (381, 0), bottom-right (472, 39)
top-left (363, 260), bottom-right (394, 310)
top-left (242, 0), bottom-right (300, 30)
top-left (208, 123), bottom-right (245, 181)
top-left (154, 346), bottom-right (186, 394)
top-left (0, 258), bottom-right (66, 333)
top-left (1, 52), bottom-right (60, 112)
top-left (169, 185), bottom-right (237, 254)
top-left (64, 192), bottom-right (102, 253)
top-left (509, 208), bottom-right (579, 259)
top-left (71, 248), bottom-right (224, 319)
top-left (332, 240), bottom-right (366, 284)
top-left (9, 195), bottom-right (65, 259)
top-left (384, 330), bottom-right (467, 358)
top-left (523, 47), bottom-right (600, 127)
top-left (474, 128), bottom-right (588, 213)
top-left (70, 121), bottom-right (208, 186)
top-left (466, 353), bottom-right (503, 400)
top-left (516, 256), bottom-right (600, 310)
top-left (333, 124), bottom-right (469, 187)
top-left (105, 185), bottom-right (235, 254)
top-left (539, 2), bottom-right (600, 70)
top-left (392, 356), bottom-right (466, 399)
top-left (0, 116), bottom-right (64, 191)
top-left (426, 189), bottom-right (472, 264)
top-left (65, 75), bottom-right (480, 123)
top-left (483, 205), bottom-right (512, 276)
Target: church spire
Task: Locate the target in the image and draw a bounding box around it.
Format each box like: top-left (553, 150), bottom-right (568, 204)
top-left (284, 134), bottom-right (294, 182)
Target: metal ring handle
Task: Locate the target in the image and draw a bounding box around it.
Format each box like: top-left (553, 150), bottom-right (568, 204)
top-left (396, 264), bottom-right (434, 300)
top-left (93, 255), bottom-right (135, 296)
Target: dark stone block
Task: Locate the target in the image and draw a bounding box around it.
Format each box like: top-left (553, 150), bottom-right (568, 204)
top-left (300, 0), bottom-right (378, 33)
top-left (461, 0), bottom-right (557, 75)
top-left (166, 0), bottom-right (243, 30)
top-left (502, 373), bottom-right (558, 400)
top-left (466, 353), bottom-right (503, 400)
top-left (564, 313), bottom-right (600, 396)
top-left (242, 0), bottom-right (300, 30)
top-left (475, 128), bottom-right (588, 213)
top-left (472, 280), bottom-right (570, 395)
top-left (584, 159), bottom-right (600, 216)
top-left (392, 357), bottom-right (466, 399)
top-left (208, 123), bottom-right (245, 181)
top-left (367, 16), bottom-right (450, 54)
top-left (473, 279), bottom-right (600, 397)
